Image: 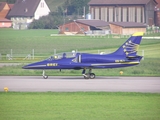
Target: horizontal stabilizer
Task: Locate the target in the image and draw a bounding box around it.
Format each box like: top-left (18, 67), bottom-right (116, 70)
top-left (127, 56), bottom-right (143, 60)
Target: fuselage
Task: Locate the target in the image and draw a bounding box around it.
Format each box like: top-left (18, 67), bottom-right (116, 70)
top-left (22, 32), bottom-right (144, 79)
top-left (23, 53), bottom-right (142, 70)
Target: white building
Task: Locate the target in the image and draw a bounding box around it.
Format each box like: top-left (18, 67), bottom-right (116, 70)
top-left (8, 0), bottom-right (50, 29)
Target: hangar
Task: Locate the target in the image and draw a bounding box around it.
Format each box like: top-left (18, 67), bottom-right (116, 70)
top-left (88, 0), bottom-right (157, 26)
top-left (58, 19), bottom-right (109, 35)
top-left (109, 22), bottom-right (147, 35)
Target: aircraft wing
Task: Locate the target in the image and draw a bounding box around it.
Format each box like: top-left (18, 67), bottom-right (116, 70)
top-left (58, 62), bottom-right (121, 69)
top-left (58, 63), bottom-right (93, 68)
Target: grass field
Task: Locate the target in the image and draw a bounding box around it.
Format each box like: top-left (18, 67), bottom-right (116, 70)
top-left (0, 29), bottom-right (160, 56)
top-left (0, 29), bottom-right (160, 120)
top-left (0, 29), bottom-right (160, 76)
top-left (0, 92), bottom-right (160, 120)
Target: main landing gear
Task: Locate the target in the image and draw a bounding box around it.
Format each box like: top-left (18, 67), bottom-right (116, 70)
top-left (42, 70), bottom-right (48, 79)
top-left (42, 69), bottom-right (96, 79)
top-left (82, 69), bottom-right (96, 79)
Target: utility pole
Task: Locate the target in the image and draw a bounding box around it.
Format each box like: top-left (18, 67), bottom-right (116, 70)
top-left (83, 6), bottom-right (85, 19)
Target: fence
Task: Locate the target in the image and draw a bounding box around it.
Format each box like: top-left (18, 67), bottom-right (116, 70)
top-left (0, 49), bottom-right (145, 61)
top-left (0, 48), bottom-right (58, 61)
top-left (88, 30), bottom-right (160, 38)
top-left (1, 30), bottom-right (159, 61)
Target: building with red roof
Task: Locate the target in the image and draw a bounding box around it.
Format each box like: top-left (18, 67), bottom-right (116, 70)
top-left (0, 2), bottom-right (12, 28)
top-left (7, 0), bottom-right (50, 29)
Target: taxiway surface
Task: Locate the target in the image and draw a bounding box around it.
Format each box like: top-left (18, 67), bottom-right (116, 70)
top-left (0, 76), bottom-right (160, 93)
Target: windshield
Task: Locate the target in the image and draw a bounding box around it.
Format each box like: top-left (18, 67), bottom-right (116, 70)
top-left (48, 52), bottom-right (77, 60)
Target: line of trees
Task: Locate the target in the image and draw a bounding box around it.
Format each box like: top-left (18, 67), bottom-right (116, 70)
top-left (63, 0), bottom-right (90, 15)
top-left (6, 0), bottom-right (90, 29)
top-left (29, 0), bottom-right (90, 29)
top-left (28, 12), bottom-right (65, 29)
top-left (6, 0), bottom-right (16, 3)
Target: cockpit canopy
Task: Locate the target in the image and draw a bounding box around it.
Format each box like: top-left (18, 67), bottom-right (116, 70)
top-left (48, 52), bottom-right (77, 60)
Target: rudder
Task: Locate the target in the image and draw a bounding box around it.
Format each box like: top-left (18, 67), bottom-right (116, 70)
top-left (113, 32), bottom-right (144, 57)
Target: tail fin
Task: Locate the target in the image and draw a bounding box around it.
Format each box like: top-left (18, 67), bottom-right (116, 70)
top-left (113, 32), bottom-right (144, 57)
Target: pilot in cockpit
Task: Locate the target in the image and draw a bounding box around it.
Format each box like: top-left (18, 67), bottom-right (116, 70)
top-left (63, 53), bottom-right (66, 58)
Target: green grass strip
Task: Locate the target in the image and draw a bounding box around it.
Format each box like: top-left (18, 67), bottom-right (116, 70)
top-left (0, 92), bottom-right (160, 120)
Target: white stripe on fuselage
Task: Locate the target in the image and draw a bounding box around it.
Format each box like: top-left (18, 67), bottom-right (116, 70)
top-left (91, 62), bottom-right (139, 66)
top-left (26, 65), bottom-right (46, 68)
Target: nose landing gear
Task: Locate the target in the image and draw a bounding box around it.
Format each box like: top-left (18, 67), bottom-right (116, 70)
top-left (42, 70), bottom-right (48, 79)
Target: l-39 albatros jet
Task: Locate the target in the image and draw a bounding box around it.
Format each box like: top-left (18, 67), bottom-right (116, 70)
top-left (23, 32), bottom-right (143, 79)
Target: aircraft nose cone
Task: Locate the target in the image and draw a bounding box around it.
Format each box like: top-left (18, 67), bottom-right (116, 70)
top-left (22, 65), bottom-right (28, 69)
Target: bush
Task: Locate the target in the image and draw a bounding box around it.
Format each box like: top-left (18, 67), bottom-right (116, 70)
top-left (28, 12), bottom-right (65, 29)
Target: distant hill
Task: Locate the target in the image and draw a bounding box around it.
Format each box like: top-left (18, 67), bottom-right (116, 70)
top-left (1, 0), bottom-right (90, 16)
top-left (45, 0), bottom-right (67, 12)
top-left (0, 0), bottom-right (67, 12)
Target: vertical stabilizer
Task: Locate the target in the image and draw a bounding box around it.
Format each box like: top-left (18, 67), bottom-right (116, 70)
top-left (113, 32), bottom-right (144, 56)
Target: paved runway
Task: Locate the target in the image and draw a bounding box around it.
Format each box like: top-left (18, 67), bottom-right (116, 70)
top-left (0, 76), bottom-right (160, 93)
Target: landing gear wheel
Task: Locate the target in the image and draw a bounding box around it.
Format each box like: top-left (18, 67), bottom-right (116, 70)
top-left (82, 69), bottom-right (96, 79)
top-left (42, 70), bottom-right (48, 79)
top-left (84, 73), bottom-right (90, 79)
top-left (43, 75), bottom-right (48, 79)
top-left (89, 73), bottom-right (95, 79)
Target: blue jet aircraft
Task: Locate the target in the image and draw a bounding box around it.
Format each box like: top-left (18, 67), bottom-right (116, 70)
top-left (23, 32), bottom-right (144, 79)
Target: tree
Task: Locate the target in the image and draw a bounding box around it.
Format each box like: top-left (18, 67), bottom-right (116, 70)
top-left (6, 0), bottom-right (16, 4)
top-left (28, 12), bottom-right (67, 29)
top-left (28, 0), bottom-right (91, 29)
top-left (65, 0), bottom-right (90, 15)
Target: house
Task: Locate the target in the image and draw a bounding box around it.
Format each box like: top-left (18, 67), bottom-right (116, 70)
top-left (0, 2), bottom-right (12, 28)
top-left (0, 2), bottom-right (11, 18)
top-left (155, 0), bottom-right (160, 26)
top-left (8, 4), bottom-right (14, 10)
top-left (7, 0), bottom-right (50, 29)
top-left (155, 0), bottom-right (160, 8)
top-left (88, 0), bottom-right (157, 26)
top-left (109, 22), bottom-right (146, 35)
top-left (59, 19), bottom-right (110, 35)
top-left (0, 18), bottom-right (12, 28)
